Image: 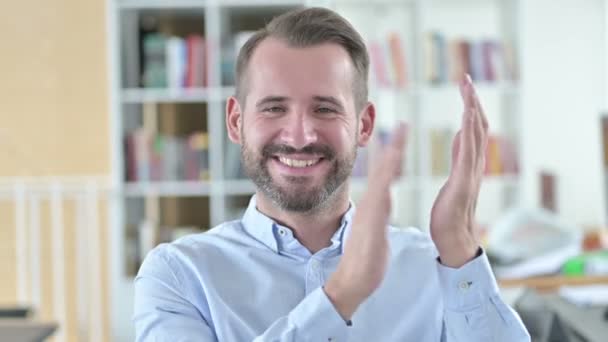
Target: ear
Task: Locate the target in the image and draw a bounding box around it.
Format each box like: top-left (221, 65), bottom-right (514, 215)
top-left (357, 101), bottom-right (375, 147)
top-left (226, 96), bottom-right (243, 144)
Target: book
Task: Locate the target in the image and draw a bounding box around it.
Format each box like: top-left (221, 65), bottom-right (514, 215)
top-left (458, 40), bottom-right (472, 82)
top-left (125, 133), bottom-right (137, 181)
top-left (368, 40), bottom-right (391, 88)
top-left (469, 40), bottom-right (484, 81)
top-left (424, 31), bottom-right (516, 85)
top-left (482, 40), bottom-right (497, 81)
top-left (125, 130), bottom-right (209, 182)
top-left (142, 33), bottom-right (168, 88)
top-left (166, 36), bottom-right (188, 89)
top-left (388, 32), bottom-right (407, 88)
top-left (133, 128), bottom-right (152, 181)
top-left (186, 34), bottom-right (206, 88)
top-left (189, 132), bottom-right (210, 181)
top-left (485, 135), bottom-right (503, 175)
top-left (424, 32), bottom-right (449, 84)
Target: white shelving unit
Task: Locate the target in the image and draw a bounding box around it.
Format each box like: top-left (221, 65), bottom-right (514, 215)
top-left (107, 0), bottom-right (523, 340)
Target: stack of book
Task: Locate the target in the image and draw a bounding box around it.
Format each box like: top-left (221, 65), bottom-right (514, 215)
top-left (424, 32), bottom-right (518, 85)
top-left (367, 32), bottom-right (409, 89)
top-left (125, 129), bottom-right (209, 182)
top-left (430, 128), bottom-right (519, 176)
top-left (141, 33), bottom-right (207, 89)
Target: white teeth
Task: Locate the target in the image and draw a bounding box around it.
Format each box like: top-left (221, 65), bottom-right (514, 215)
top-left (278, 157), bottom-right (320, 168)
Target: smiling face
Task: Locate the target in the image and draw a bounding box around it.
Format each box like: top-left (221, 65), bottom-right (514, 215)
top-left (226, 37), bottom-right (375, 213)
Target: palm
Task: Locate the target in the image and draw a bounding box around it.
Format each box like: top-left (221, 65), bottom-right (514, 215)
top-left (429, 75), bottom-right (487, 267)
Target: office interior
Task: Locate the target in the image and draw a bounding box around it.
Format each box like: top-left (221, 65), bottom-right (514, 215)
top-left (1, 0), bottom-right (607, 341)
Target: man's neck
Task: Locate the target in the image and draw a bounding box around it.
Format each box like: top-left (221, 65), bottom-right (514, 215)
top-left (255, 186), bottom-right (350, 254)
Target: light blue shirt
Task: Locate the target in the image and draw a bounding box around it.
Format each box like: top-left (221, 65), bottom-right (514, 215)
top-left (134, 195), bottom-right (530, 341)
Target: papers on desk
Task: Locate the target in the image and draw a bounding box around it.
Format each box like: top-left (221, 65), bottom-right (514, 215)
top-left (559, 285), bottom-right (608, 306)
top-left (487, 207), bottom-right (582, 279)
top-left (493, 243), bottom-right (581, 279)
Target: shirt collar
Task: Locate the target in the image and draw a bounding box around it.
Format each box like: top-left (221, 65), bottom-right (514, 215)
top-left (241, 195), bottom-right (356, 255)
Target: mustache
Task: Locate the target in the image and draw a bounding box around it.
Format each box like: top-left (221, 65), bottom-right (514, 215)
top-left (261, 143), bottom-right (336, 160)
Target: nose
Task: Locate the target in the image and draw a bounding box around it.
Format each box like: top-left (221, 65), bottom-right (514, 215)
top-left (279, 111), bottom-right (318, 149)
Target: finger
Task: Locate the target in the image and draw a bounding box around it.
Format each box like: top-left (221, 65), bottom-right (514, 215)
top-left (468, 78), bottom-right (489, 174)
top-left (450, 130), bottom-right (461, 169)
top-left (459, 74), bottom-right (476, 114)
top-left (470, 79), bottom-right (489, 133)
top-left (369, 123), bottom-right (408, 190)
top-left (380, 122), bottom-right (408, 185)
top-left (457, 75), bottom-right (476, 170)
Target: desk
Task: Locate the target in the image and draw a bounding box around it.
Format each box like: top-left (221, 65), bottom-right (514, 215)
top-left (543, 293), bottom-right (608, 342)
top-left (0, 320), bottom-right (56, 342)
top-left (505, 276), bottom-right (608, 342)
top-left (499, 275), bottom-right (608, 291)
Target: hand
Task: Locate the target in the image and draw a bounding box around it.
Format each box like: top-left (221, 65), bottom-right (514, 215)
top-left (430, 74), bottom-right (487, 268)
top-left (325, 123), bottom-right (408, 320)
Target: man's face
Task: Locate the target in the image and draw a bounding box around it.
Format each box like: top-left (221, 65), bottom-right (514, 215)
top-left (228, 38), bottom-right (373, 212)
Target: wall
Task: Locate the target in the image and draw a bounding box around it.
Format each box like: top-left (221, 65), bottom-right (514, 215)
top-left (520, 0), bottom-right (607, 227)
top-left (0, 1), bottom-right (110, 342)
top-left (0, 0), bottom-right (109, 176)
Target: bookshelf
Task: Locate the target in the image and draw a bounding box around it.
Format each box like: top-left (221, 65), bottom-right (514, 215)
top-left (332, 0), bottom-right (522, 230)
top-left (107, 0), bottom-right (522, 340)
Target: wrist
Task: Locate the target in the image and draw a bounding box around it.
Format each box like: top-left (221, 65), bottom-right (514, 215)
top-left (436, 234), bottom-right (479, 268)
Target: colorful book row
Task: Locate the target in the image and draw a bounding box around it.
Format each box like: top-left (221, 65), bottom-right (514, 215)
top-left (125, 129), bottom-right (209, 182)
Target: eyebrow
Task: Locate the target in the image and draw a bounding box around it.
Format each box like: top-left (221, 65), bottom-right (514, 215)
top-left (312, 96), bottom-right (345, 111)
top-left (255, 96), bottom-right (290, 108)
top-left (254, 95), bottom-right (345, 111)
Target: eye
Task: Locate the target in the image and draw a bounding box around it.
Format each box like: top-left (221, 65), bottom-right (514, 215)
top-left (315, 107), bottom-right (337, 114)
top-left (263, 106), bottom-right (286, 113)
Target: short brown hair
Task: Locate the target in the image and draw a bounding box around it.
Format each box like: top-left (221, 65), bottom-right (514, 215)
top-left (235, 7), bottom-right (369, 111)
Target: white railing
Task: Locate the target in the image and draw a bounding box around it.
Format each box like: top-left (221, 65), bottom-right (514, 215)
top-left (0, 177), bottom-right (111, 342)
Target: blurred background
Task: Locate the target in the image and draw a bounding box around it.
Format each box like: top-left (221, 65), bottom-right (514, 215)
top-left (1, 0), bottom-right (607, 341)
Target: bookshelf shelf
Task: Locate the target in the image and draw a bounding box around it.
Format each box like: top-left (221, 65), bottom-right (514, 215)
top-left (419, 82), bottom-right (520, 95)
top-left (121, 87), bottom-right (235, 103)
top-left (117, 0), bottom-right (209, 10)
top-left (123, 181), bottom-right (212, 197)
top-left (428, 174), bottom-right (519, 187)
top-left (219, 0), bottom-right (305, 7)
top-left (223, 179), bottom-right (256, 195)
top-left (333, 0), bottom-right (415, 7)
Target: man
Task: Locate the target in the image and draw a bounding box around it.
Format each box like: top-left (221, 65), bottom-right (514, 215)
top-left (134, 7), bottom-right (530, 341)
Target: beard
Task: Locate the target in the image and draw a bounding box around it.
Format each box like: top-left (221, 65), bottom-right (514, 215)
top-left (241, 137), bottom-right (356, 213)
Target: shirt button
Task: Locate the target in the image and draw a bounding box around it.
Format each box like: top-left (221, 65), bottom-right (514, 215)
top-left (278, 228), bottom-right (286, 236)
top-left (311, 261), bottom-right (320, 270)
top-left (458, 281), bottom-right (472, 291)
top-left (328, 338), bottom-right (333, 341)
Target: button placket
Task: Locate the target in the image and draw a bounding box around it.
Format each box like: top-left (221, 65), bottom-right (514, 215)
top-left (307, 259), bottom-right (323, 287)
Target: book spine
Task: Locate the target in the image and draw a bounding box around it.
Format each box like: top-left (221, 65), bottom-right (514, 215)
top-left (388, 32), bottom-right (407, 88)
